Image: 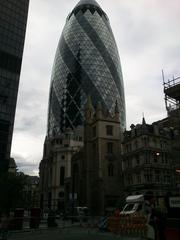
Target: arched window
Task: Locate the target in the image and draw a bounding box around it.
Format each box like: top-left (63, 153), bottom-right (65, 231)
top-left (60, 166), bottom-right (65, 186)
top-left (108, 164), bottom-right (114, 177)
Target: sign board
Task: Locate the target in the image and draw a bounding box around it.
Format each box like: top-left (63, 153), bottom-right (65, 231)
top-left (169, 197), bottom-right (180, 208)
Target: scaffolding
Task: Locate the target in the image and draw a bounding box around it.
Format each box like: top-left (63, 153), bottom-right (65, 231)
top-left (162, 71), bottom-right (180, 115)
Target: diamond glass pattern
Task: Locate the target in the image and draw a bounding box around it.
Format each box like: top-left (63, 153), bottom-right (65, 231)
top-left (47, 0), bottom-right (126, 136)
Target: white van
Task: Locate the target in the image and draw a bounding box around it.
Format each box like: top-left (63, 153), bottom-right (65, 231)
top-left (120, 194), bottom-right (144, 215)
top-left (74, 207), bottom-right (89, 216)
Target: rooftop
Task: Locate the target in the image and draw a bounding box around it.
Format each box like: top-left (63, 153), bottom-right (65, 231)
top-left (75, 0), bottom-right (101, 9)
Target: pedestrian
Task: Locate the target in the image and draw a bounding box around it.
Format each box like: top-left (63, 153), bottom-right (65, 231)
top-left (114, 208), bottom-right (120, 217)
top-left (99, 212), bottom-right (108, 231)
top-left (156, 210), bottom-right (167, 240)
top-left (149, 208), bottom-right (158, 240)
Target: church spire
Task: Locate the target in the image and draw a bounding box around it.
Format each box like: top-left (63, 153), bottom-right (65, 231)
top-left (114, 100), bottom-right (120, 121)
top-left (142, 113), bottom-right (146, 125)
top-left (85, 95), bottom-right (94, 122)
top-left (96, 101), bottom-right (102, 119)
top-left (115, 100), bottom-right (119, 114)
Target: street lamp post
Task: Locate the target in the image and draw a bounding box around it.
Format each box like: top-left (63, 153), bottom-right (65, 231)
top-left (71, 168), bottom-right (75, 224)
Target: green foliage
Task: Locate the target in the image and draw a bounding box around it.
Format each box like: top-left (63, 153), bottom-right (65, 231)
top-left (0, 172), bottom-right (27, 213)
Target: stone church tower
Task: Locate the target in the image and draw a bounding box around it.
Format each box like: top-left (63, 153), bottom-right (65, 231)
top-left (77, 97), bottom-right (124, 214)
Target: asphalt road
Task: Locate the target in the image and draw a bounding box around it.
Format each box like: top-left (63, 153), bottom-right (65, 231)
top-left (6, 217), bottom-right (180, 240)
top-left (8, 228), bottom-right (143, 240)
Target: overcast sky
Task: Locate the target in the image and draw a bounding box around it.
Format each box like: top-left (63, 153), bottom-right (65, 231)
top-left (11, 0), bottom-right (180, 175)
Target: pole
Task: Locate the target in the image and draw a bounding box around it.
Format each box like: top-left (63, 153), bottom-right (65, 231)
top-left (71, 169), bottom-right (75, 224)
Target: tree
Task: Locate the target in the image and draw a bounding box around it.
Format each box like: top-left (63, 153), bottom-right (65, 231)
top-left (0, 172), bottom-right (27, 214)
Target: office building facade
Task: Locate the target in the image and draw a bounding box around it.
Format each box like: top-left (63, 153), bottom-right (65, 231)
top-left (47, 0), bottom-right (126, 136)
top-left (0, 0), bottom-right (29, 171)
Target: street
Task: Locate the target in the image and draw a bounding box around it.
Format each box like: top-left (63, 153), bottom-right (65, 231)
top-left (8, 228), bottom-right (144, 240)
top-left (7, 226), bottom-right (180, 240)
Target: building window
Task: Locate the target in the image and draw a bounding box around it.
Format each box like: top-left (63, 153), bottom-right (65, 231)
top-left (167, 175), bottom-right (171, 183)
top-left (135, 154), bottom-right (140, 165)
top-left (163, 171), bottom-right (171, 183)
top-left (154, 152), bottom-right (160, 163)
top-left (153, 138), bottom-right (157, 147)
top-left (134, 140), bottom-right (138, 149)
top-left (127, 176), bottom-right (133, 185)
top-left (107, 142), bottom-right (113, 154)
top-left (127, 159), bottom-right (132, 168)
top-left (61, 155), bottom-right (65, 160)
top-left (144, 171), bottom-right (152, 183)
top-left (108, 164), bottom-right (114, 177)
top-left (155, 170), bottom-right (160, 182)
top-left (92, 143), bottom-right (96, 155)
top-left (145, 152), bottom-right (150, 164)
top-left (92, 126), bottom-right (96, 137)
top-left (125, 145), bottom-right (128, 153)
top-left (128, 143), bottom-right (132, 151)
top-left (106, 125), bottom-right (113, 136)
top-left (48, 192), bottom-right (52, 209)
top-left (48, 168), bottom-right (52, 187)
top-left (143, 137), bottom-right (149, 146)
top-left (60, 167), bottom-right (65, 186)
top-left (136, 173), bottom-right (141, 183)
top-left (161, 153), bottom-right (164, 163)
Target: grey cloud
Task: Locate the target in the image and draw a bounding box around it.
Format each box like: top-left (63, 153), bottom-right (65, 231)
top-left (12, 0), bottom-right (180, 175)
top-left (12, 153), bottom-right (26, 163)
top-left (12, 153), bottom-right (40, 176)
top-left (14, 89), bottom-right (48, 136)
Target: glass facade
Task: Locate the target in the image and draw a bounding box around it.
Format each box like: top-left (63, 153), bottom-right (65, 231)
top-left (48, 0), bottom-right (126, 136)
top-left (0, 0), bottom-right (29, 171)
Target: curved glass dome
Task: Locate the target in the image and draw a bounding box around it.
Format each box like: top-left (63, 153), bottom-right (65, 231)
top-left (75, 0), bottom-right (101, 8)
top-left (47, 0), bottom-right (126, 136)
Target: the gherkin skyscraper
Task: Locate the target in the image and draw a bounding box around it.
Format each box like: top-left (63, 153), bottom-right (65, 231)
top-left (47, 0), bottom-right (126, 136)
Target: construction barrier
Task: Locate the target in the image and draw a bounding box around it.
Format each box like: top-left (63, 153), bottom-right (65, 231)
top-left (108, 213), bottom-right (148, 238)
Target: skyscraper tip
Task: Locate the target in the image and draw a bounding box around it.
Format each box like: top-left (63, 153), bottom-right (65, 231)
top-left (75, 0), bottom-right (101, 9)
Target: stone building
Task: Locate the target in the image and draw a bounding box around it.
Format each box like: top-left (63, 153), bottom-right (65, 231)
top-left (66, 97), bottom-right (124, 215)
top-left (39, 128), bottom-right (83, 212)
top-left (64, 149), bottom-right (84, 211)
top-left (122, 117), bottom-right (176, 196)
